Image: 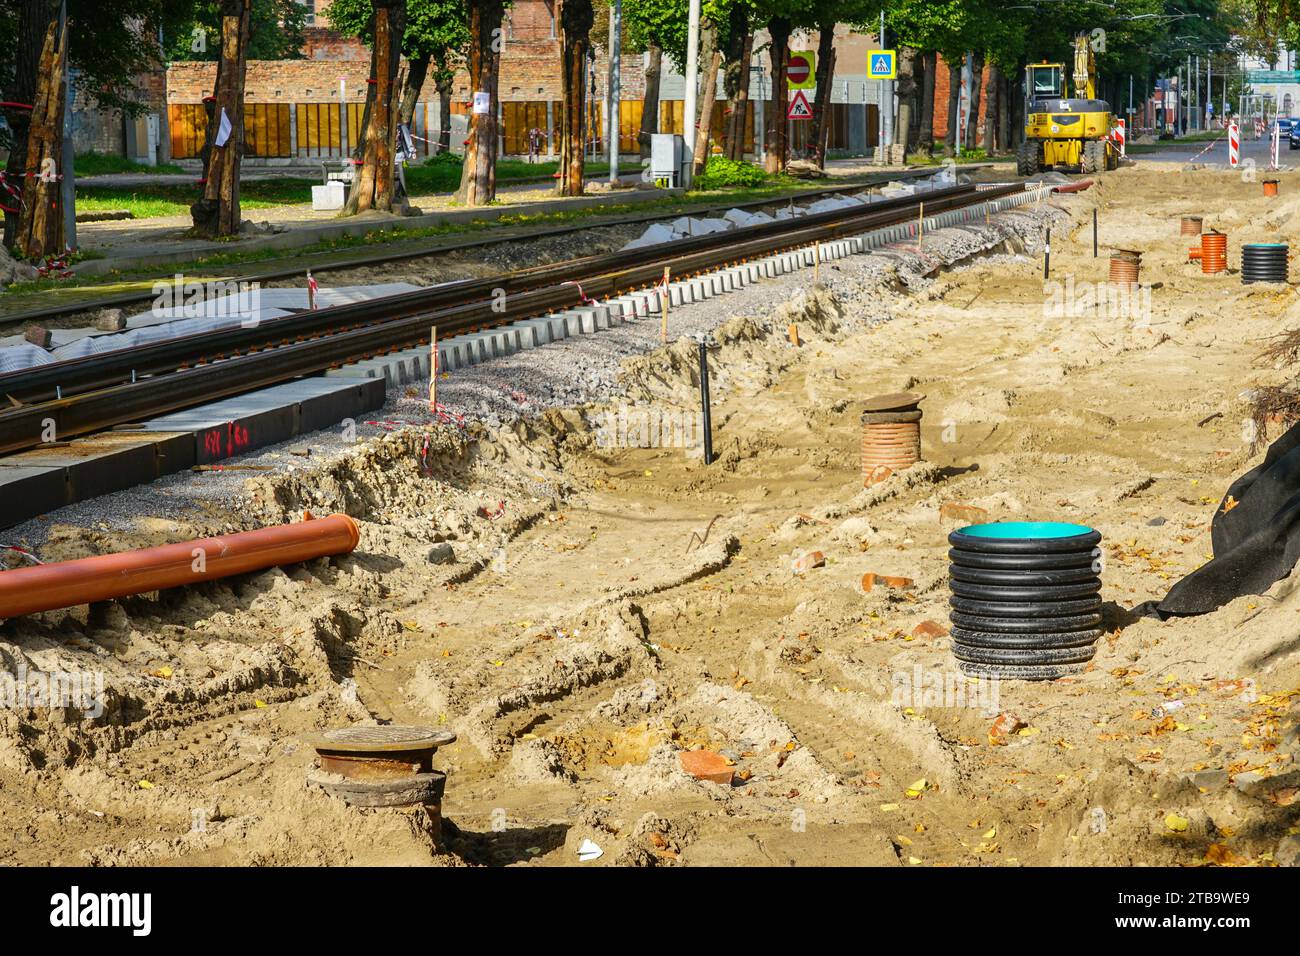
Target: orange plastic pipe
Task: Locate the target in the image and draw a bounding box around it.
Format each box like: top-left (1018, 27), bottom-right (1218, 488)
top-left (0, 513), bottom-right (359, 619)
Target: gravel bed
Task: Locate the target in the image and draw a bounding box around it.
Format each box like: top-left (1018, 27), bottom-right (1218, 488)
top-left (2, 202), bottom-right (1061, 553)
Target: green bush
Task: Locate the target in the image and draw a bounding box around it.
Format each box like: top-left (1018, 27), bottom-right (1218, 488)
top-left (692, 156), bottom-right (768, 191)
top-left (423, 151), bottom-right (464, 169)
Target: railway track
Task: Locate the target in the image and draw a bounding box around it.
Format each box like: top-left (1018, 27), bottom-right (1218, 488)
top-left (0, 167), bottom-right (987, 329)
top-left (0, 181), bottom-right (1028, 459)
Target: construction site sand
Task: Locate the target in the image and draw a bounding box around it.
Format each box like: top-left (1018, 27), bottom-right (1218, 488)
top-left (2, 162), bottom-right (1298, 867)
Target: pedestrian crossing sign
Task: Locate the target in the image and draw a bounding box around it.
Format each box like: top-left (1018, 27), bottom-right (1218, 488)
top-left (868, 50), bottom-right (897, 80)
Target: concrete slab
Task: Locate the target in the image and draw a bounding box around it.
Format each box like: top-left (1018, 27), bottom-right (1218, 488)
top-left (134, 376), bottom-right (384, 464)
top-left (0, 463), bottom-right (74, 528)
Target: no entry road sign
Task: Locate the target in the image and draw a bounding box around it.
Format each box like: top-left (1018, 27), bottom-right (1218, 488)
top-left (788, 51), bottom-right (816, 90)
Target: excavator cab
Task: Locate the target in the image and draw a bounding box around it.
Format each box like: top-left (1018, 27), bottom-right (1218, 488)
top-left (1017, 36), bottom-right (1119, 175)
top-left (1028, 64), bottom-right (1064, 101)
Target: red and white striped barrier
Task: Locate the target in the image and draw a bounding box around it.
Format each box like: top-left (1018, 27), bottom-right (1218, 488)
top-left (1112, 119), bottom-right (1126, 156)
top-left (1229, 122), bottom-right (1240, 168)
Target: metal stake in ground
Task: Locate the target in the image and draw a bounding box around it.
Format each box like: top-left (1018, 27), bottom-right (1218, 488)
top-left (660, 265), bottom-right (670, 345)
top-left (1043, 226), bottom-right (1051, 280)
top-left (697, 335), bottom-right (714, 466)
top-left (429, 324), bottom-right (437, 412)
top-left (1092, 209), bottom-right (1098, 258)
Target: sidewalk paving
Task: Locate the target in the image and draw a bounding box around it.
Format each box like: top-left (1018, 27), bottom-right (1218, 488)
top-left (73, 173), bottom-right (659, 274)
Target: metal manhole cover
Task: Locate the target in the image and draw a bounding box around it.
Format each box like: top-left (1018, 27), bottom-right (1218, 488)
top-left (312, 725), bottom-right (457, 753)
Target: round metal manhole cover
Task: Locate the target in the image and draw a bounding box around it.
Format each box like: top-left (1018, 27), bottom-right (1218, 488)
top-left (312, 725), bottom-right (457, 753)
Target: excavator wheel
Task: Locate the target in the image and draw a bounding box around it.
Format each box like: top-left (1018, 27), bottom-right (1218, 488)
top-left (1081, 139), bottom-right (1106, 174)
top-left (1017, 139), bottom-right (1041, 176)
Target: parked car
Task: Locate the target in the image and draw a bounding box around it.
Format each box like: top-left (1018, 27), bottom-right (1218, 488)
top-left (1290, 123), bottom-right (1300, 149)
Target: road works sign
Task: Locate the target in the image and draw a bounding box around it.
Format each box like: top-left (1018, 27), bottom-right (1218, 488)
top-left (868, 50), bottom-right (897, 80)
top-left (788, 90), bottom-right (813, 120)
top-left (787, 51), bottom-right (816, 90)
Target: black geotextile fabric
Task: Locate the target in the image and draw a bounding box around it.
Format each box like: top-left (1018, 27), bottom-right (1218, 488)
top-left (1153, 421), bottom-right (1300, 617)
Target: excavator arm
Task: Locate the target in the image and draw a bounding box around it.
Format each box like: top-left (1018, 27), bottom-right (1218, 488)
top-left (1073, 33), bottom-right (1097, 100)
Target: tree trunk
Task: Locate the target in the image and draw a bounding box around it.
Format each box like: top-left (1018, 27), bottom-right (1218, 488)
top-left (692, 22), bottom-right (720, 174)
top-left (724, 32), bottom-right (753, 161)
top-left (997, 68), bottom-right (1012, 150)
top-left (807, 22), bottom-right (837, 167)
top-left (983, 63), bottom-right (1000, 151)
top-left (918, 50), bottom-right (936, 153)
top-left (400, 52), bottom-right (430, 128)
top-left (764, 15), bottom-right (791, 174)
top-left (433, 49), bottom-right (453, 155)
top-left (896, 46), bottom-right (919, 159)
top-left (344, 0), bottom-right (405, 215)
top-left (944, 57), bottom-right (960, 154)
top-left (557, 0), bottom-right (594, 197)
top-left (966, 51), bottom-right (984, 151)
top-left (3, 0), bottom-right (61, 250)
top-left (190, 0), bottom-right (251, 238)
top-left (15, 15), bottom-right (67, 259)
top-left (457, 0), bottom-right (505, 206)
top-left (638, 41), bottom-right (662, 159)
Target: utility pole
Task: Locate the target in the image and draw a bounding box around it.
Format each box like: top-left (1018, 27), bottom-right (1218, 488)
top-left (878, 10), bottom-right (892, 150)
top-left (682, 0), bottom-right (700, 187)
top-left (607, 0), bottom-right (621, 184)
top-left (1194, 54), bottom-right (1200, 130)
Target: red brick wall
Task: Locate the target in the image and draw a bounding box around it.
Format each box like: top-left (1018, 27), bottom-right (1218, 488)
top-left (303, 28), bottom-right (365, 61)
top-left (167, 60), bottom-right (375, 104)
top-left (931, 54), bottom-right (992, 143)
top-left (169, 1), bottom-right (645, 107)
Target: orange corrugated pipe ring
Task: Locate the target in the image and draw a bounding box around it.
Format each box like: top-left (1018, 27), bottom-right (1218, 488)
top-left (0, 513), bottom-right (360, 619)
top-left (1109, 249), bottom-right (1141, 288)
top-left (1201, 231), bottom-right (1228, 274)
top-left (1180, 216), bottom-right (1203, 236)
top-left (1264, 179), bottom-right (1279, 198)
top-left (861, 391), bottom-right (924, 485)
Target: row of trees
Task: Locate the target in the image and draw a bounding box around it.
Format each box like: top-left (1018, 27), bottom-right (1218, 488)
top-left (0, 0), bottom-right (1270, 257)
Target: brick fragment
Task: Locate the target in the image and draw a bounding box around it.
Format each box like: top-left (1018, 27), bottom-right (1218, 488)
top-left (679, 749), bottom-right (735, 785)
top-left (861, 573), bottom-right (914, 592)
top-left (939, 503), bottom-right (989, 524)
top-left (791, 550), bottom-right (826, 574)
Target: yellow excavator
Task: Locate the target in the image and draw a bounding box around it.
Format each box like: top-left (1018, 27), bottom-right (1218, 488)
top-left (1017, 33), bottom-right (1119, 175)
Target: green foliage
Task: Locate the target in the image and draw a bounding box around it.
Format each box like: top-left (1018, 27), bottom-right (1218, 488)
top-left (0, 0), bottom-right (193, 113)
top-left (692, 155), bottom-right (768, 190)
top-left (166, 0), bottom-right (308, 61)
top-left (326, 0), bottom-right (470, 65)
top-left (624, 0), bottom-right (763, 69)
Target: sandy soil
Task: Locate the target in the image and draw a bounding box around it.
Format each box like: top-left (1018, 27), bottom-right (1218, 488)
top-left (2, 162), bottom-right (1298, 867)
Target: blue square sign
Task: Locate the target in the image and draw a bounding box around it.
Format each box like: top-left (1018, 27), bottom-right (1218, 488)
top-left (869, 50), bottom-right (897, 80)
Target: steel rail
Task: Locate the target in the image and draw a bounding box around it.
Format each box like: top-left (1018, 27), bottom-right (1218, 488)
top-left (0, 182), bottom-right (985, 406)
top-left (0, 183), bottom-right (1023, 456)
top-left (3, 167), bottom-right (986, 328)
